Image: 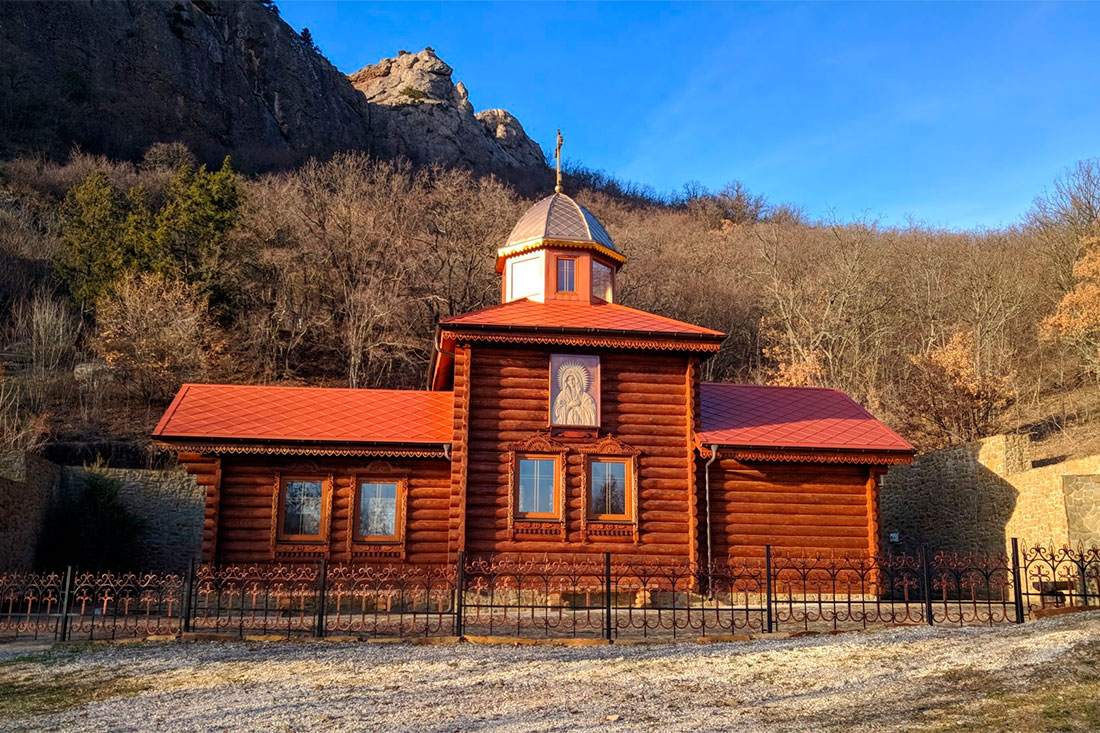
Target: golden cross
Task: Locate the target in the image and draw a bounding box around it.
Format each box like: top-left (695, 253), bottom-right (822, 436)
top-left (555, 129), bottom-right (563, 194)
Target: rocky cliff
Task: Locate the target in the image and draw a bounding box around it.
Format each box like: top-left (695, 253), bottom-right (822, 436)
top-left (348, 49), bottom-right (545, 177)
top-left (0, 0), bottom-right (547, 184)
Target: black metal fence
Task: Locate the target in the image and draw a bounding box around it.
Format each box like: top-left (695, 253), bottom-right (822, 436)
top-left (2, 540), bottom-right (1097, 643)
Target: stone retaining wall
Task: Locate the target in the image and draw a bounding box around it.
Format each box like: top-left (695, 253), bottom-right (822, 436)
top-left (0, 452), bottom-right (204, 571)
top-left (0, 452), bottom-right (60, 570)
top-left (881, 434), bottom-right (1100, 554)
top-left (1064, 475), bottom-right (1100, 547)
top-left (60, 465), bottom-right (204, 572)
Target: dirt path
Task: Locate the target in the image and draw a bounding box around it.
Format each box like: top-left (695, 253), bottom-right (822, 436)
top-left (1, 611), bottom-right (1098, 732)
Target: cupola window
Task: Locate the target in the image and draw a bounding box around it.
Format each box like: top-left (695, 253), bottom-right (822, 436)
top-left (556, 257), bottom-right (575, 293)
top-left (591, 261), bottom-right (613, 302)
top-left (508, 254), bottom-right (543, 301)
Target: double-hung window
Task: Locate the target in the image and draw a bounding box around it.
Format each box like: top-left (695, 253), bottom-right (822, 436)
top-left (279, 476), bottom-right (326, 541)
top-left (514, 455), bottom-right (560, 520)
top-left (588, 458), bottom-right (631, 521)
top-left (356, 481), bottom-right (400, 541)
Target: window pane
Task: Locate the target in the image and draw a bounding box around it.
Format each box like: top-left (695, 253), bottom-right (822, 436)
top-left (556, 258), bottom-right (575, 292)
top-left (590, 461), bottom-right (627, 516)
top-left (283, 480), bottom-right (322, 536)
top-left (359, 482), bottom-right (397, 537)
top-left (591, 261), bottom-right (613, 302)
top-left (518, 458), bottom-right (555, 514)
top-left (509, 257), bottom-right (542, 301)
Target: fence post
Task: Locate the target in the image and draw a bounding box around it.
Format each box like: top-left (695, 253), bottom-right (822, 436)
top-left (604, 552), bottom-right (613, 643)
top-left (182, 558), bottom-right (196, 634)
top-left (57, 565), bottom-right (73, 642)
top-left (314, 559), bottom-right (327, 639)
top-left (1077, 557), bottom-right (1089, 608)
top-left (1010, 538), bottom-right (1025, 623)
top-left (920, 545), bottom-right (934, 626)
top-left (764, 545), bottom-right (774, 634)
top-left (454, 550), bottom-right (465, 638)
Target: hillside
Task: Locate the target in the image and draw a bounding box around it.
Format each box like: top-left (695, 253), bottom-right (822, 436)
top-left (1, 1), bottom-right (1099, 465)
top-left (0, 0), bottom-right (547, 186)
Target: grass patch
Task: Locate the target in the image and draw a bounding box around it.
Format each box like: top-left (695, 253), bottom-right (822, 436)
top-left (0, 644), bottom-right (148, 719)
top-left (0, 668), bottom-right (150, 718)
top-left (0, 643), bottom-right (99, 668)
top-left (916, 642), bottom-right (1100, 732)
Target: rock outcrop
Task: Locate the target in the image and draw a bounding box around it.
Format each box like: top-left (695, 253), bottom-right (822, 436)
top-left (0, 0), bottom-right (373, 170)
top-left (0, 2), bottom-right (548, 184)
top-left (348, 49), bottom-right (546, 179)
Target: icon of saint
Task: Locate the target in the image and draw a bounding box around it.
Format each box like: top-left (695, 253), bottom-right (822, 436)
top-left (552, 361), bottom-right (597, 426)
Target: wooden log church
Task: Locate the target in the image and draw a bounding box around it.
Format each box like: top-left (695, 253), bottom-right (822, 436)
top-left (154, 184), bottom-right (914, 568)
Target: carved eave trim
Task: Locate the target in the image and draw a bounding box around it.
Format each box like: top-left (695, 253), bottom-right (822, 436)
top-left (495, 238), bottom-right (627, 270)
top-left (154, 440), bottom-right (448, 459)
top-left (439, 329), bottom-right (722, 352)
top-left (714, 446), bottom-right (915, 466)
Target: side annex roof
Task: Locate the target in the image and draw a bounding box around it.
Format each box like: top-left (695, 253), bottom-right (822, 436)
top-left (153, 384), bottom-right (453, 445)
top-left (697, 382), bottom-right (914, 457)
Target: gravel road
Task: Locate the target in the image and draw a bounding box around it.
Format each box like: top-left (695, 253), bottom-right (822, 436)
top-left (3, 611), bottom-right (1099, 732)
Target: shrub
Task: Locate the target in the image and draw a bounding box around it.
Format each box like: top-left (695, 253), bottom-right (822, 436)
top-left (37, 469), bottom-right (142, 571)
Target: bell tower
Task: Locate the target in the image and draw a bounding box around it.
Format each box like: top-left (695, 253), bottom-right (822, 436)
top-left (497, 130), bottom-right (625, 305)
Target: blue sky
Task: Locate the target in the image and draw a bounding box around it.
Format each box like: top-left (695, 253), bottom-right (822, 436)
top-left (278, 2), bottom-right (1100, 230)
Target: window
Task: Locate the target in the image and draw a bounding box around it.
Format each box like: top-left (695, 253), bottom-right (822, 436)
top-left (556, 257), bottom-right (575, 292)
top-left (515, 456), bottom-right (560, 519)
top-left (508, 255), bottom-right (542, 301)
top-left (589, 459), bottom-right (630, 520)
top-left (280, 478), bottom-right (324, 540)
top-left (591, 261), bottom-right (613, 302)
top-left (356, 481), bottom-right (399, 541)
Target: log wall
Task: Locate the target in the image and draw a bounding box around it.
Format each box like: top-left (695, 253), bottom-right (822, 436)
top-left (699, 457), bottom-right (876, 560)
top-left (181, 455), bottom-right (452, 565)
top-left (462, 344), bottom-right (696, 562)
top-left (176, 344), bottom-right (890, 567)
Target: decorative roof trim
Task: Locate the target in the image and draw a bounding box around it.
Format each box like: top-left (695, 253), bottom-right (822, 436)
top-left (496, 238), bottom-right (626, 266)
top-left (154, 440), bottom-right (448, 459)
top-left (440, 329), bottom-right (722, 352)
top-left (709, 446), bottom-right (914, 465)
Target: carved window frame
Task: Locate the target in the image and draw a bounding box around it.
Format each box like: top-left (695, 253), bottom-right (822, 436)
top-left (352, 478), bottom-right (407, 544)
top-left (577, 436), bottom-right (641, 543)
top-left (272, 471), bottom-right (333, 555)
top-left (506, 434), bottom-right (568, 541)
top-left (348, 461), bottom-right (408, 560)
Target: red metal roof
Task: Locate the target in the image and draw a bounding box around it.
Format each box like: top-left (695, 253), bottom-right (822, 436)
top-left (153, 384), bottom-right (453, 444)
top-left (697, 383), bottom-right (913, 453)
top-left (440, 299), bottom-right (724, 338)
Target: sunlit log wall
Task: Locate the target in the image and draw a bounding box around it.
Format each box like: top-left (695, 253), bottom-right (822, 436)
top-left (462, 344), bottom-right (697, 563)
top-left (698, 458), bottom-right (877, 562)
